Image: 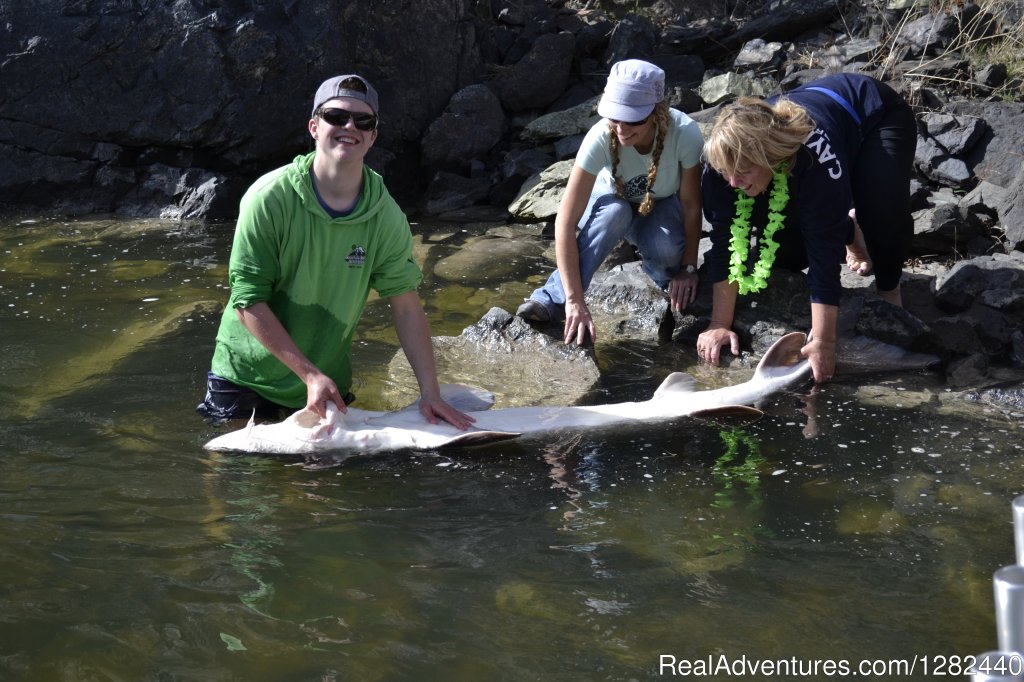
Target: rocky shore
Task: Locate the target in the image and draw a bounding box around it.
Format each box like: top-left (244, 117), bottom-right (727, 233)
top-left (2, 0), bottom-right (1022, 400)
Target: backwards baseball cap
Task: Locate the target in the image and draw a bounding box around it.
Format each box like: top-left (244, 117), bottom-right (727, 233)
top-left (311, 74), bottom-right (380, 118)
top-left (597, 59), bottom-right (665, 122)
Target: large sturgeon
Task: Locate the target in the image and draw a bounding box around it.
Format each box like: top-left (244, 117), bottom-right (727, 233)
top-left (203, 331), bottom-right (812, 456)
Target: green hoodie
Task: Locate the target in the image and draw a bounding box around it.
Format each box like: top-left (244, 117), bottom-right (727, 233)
top-left (210, 152), bottom-right (422, 408)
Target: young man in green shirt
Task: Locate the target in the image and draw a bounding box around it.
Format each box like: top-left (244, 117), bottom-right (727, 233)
top-left (198, 74), bottom-right (473, 431)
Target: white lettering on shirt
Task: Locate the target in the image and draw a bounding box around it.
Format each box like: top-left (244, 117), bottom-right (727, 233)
top-left (804, 128), bottom-right (842, 179)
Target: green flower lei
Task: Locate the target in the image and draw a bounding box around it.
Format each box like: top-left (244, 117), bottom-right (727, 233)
top-left (727, 170), bottom-right (790, 295)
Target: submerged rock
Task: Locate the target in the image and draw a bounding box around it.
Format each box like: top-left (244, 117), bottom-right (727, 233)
top-left (836, 498), bottom-right (905, 535)
top-left (853, 385), bottom-right (938, 411)
top-left (432, 230), bottom-right (547, 285)
top-left (494, 582), bottom-right (568, 622)
top-left (586, 262), bottom-right (673, 338)
top-left (835, 335), bottom-right (940, 375)
top-left (386, 307), bottom-right (600, 409)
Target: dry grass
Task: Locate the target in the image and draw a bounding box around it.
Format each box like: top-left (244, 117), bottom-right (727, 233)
top-left (582, 0), bottom-right (1022, 100)
top-left (870, 0), bottom-right (1023, 101)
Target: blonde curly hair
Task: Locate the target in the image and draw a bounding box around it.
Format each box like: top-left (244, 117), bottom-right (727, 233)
top-left (705, 96), bottom-right (814, 178)
top-left (608, 101), bottom-right (670, 216)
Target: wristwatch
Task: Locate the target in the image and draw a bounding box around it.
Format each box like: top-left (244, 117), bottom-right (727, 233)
top-left (684, 264), bottom-right (697, 274)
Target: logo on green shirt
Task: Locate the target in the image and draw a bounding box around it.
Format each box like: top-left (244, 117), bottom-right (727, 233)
top-left (345, 245), bottom-right (366, 267)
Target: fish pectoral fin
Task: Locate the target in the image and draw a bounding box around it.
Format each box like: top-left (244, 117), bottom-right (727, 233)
top-left (691, 405), bottom-right (763, 420)
top-left (396, 384), bottom-right (498, 414)
top-left (436, 430), bottom-right (521, 448)
top-left (440, 384), bottom-right (496, 412)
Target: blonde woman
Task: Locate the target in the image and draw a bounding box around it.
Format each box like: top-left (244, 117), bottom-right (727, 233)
top-left (697, 73), bottom-right (916, 382)
top-left (517, 59), bottom-right (704, 345)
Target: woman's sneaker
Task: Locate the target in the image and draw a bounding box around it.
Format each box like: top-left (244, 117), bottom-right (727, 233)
top-left (516, 300), bottom-right (550, 322)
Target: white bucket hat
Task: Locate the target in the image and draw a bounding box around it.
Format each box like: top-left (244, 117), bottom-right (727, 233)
top-left (597, 59), bottom-right (665, 122)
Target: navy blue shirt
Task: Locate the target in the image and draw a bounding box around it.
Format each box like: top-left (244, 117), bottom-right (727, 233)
top-left (703, 74), bottom-right (897, 306)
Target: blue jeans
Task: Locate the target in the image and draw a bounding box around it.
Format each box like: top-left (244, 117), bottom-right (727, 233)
top-left (528, 192), bottom-right (685, 320)
top-left (196, 372), bottom-right (354, 425)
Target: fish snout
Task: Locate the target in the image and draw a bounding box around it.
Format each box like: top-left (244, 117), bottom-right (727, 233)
top-left (310, 423), bottom-right (336, 441)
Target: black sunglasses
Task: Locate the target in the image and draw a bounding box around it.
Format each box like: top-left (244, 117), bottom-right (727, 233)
top-left (319, 107), bottom-right (378, 131)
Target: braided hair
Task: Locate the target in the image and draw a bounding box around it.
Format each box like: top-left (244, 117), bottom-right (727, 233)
top-left (607, 101), bottom-right (670, 216)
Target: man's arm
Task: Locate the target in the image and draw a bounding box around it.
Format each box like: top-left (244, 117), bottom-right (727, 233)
top-left (388, 291), bottom-right (474, 429)
top-left (234, 302), bottom-right (345, 417)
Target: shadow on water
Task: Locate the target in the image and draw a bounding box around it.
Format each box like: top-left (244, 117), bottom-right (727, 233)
top-left (0, 215), bottom-right (1022, 680)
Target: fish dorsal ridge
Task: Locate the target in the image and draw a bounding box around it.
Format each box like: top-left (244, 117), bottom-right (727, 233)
top-left (652, 372), bottom-right (698, 399)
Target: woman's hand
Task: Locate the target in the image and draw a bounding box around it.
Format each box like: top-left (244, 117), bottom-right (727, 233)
top-left (668, 270), bottom-right (699, 311)
top-left (801, 336), bottom-right (836, 383)
top-left (696, 325), bottom-right (739, 364)
top-left (806, 303), bottom-right (839, 383)
top-left (563, 300), bottom-right (596, 346)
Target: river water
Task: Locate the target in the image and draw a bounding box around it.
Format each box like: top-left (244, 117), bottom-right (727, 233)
top-left (1, 215), bottom-right (1022, 681)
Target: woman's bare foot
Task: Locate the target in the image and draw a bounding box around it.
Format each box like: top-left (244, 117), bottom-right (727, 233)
top-left (845, 208), bottom-right (873, 276)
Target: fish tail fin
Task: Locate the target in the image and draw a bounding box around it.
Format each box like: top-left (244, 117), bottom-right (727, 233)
top-left (754, 332), bottom-right (810, 380)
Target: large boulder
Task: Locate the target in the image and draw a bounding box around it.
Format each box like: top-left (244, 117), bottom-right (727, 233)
top-left (494, 32), bottom-right (575, 112)
top-left (0, 0), bottom-right (485, 216)
top-left (386, 307), bottom-right (601, 408)
top-left (996, 164), bottom-right (1024, 250)
top-left (420, 85), bottom-right (506, 174)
